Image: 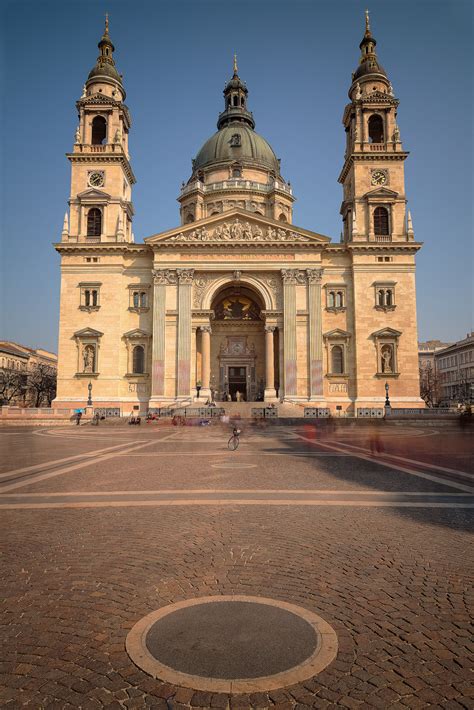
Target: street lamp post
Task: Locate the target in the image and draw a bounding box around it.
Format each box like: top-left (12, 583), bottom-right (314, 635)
top-left (87, 381), bottom-right (93, 407)
top-left (384, 381), bottom-right (391, 416)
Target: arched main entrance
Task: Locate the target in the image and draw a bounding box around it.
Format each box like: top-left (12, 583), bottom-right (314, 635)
top-left (211, 285), bottom-right (265, 402)
top-left (197, 281), bottom-right (279, 402)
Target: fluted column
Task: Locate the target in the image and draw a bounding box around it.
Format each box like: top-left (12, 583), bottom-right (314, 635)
top-left (264, 326), bottom-right (277, 400)
top-left (176, 269), bottom-right (194, 397)
top-left (307, 268), bottom-right (324, 399)
top-left (200, 326), bottom-right (211, 391)
top-left (151, 269), bottom-right (175, 400)
top-left (282, 269), bottom-right (300, 398)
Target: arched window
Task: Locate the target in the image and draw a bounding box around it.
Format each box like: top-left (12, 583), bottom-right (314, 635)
top-left (368, 114), bottom-right (384, 143)
top-left (233, 95), bottom-right (238, 106)
top-left (132, 345), bottom-right (145, 374)
top-left (87, 208), bottom-right (102, 237)
top-left (328, 291), bottom-right (335, 308)
top-left (91, 116), bottom-right (107, 145)
top-left (373, 206), bottom-right (389, 235)
top-left (336, 291), bottom-right (344, 308)
top-left (331, 346), bottom-right (344, 374)
top-left (232, 167), bottom-right (242, 178)
top-left (378, 289), bottom-right (385, 307)
top-left (385, 290), bottom-right (393, 306)
top-left (184, 214), bottom-right (194, 224)
top-left (140, 292), bottom-right (147, 307)
top-left (278, 214), bottom-right (287, 222)
top-left (85, 290), bottom-right (91, 307)
top-left (92, 290), bottom-right (98, 307)
top-left (133, 291), bottom-right (139, 307)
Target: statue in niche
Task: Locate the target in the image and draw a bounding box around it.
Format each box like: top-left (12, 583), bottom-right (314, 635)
top-left (83, 344), bottom-right (95, 373)
top-left (381, 345), bottom-right (393, 374)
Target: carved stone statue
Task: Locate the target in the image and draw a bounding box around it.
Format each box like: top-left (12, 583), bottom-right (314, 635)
top-left (381, 346), bottom-right (393, 374)
top-left (83, 345), bottom-right (95, 373)
top-left (355, 83), bottom-right (362, 100)
top-left (74, 126), bottom-right (81, 144)
top-left (81, 84), bottom-right (87, 99)
top-left (243, 222), bottom-right (252, 240)
top-left (231, 219), bottom-right (243, 239)
top-left (253, 225), bottom-right (263, 239)
top-left (388, 82), bottom-right (394, 96)
top-left (392, 124), bottom-right (400, 143)
top-left (114, 128), bottom-right (122, 144)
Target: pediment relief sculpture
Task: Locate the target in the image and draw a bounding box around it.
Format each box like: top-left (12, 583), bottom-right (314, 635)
top-left (167, 218), bottom-right (311, 244)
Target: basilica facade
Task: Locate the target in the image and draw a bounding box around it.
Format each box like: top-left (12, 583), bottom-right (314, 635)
top-left (54, 13), bottom-right (423, 414)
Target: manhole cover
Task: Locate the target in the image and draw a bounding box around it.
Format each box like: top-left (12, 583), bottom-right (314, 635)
top-left (126, 595), bottom-right (338, 693)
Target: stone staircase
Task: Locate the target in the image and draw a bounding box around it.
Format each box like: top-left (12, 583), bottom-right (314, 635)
top-left (213, 401), bottom-right (306, 419)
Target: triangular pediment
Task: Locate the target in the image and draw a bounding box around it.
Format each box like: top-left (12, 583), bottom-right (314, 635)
top-left (73, 327), bottom-right (104, 338)
top-left (77, 188), bottom-right (111, 201)
top-left (123, 328), bottom-right (151, 339)
top-left (323, 329), bottom-right (351, 339)
top-left (372, 327), bottom-right (402, 338)
top-left (144, 209), bottom-right (331, 248)
top-left (363, 187), bottom-right (399, 199)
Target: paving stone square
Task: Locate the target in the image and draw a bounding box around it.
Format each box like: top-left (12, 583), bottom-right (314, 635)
top-left (0, 421), bottom-right (473, 709)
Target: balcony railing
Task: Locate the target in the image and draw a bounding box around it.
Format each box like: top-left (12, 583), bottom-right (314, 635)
top-left (375, 234), bottom-right (392, 242)
top-left (180, 178), bottom-right (292, 197)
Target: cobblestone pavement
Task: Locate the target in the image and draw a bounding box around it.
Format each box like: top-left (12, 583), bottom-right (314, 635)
top-left (1, 423), bottom-right (473, 709)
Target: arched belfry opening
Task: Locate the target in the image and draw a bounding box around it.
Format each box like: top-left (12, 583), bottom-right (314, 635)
top-left (196, 282), bottom-right (278, 402)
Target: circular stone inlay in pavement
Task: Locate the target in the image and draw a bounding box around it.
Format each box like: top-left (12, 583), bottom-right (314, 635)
top-left (126, 595), bottom-right (338, 693)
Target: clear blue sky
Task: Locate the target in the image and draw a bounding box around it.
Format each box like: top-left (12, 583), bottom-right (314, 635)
top-left (1, 0), bottom-right (472, 352)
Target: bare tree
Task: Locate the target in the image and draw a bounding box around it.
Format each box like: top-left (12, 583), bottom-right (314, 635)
top-left (27, 364), bottom-right (57, 407)
top-left (0, 369), bottom-right (27, 405)
top-left (419, 362), bottom-right (440, 407)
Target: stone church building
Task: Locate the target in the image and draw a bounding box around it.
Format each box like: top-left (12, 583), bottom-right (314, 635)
top-left (54, 13), bottom-right (423, 414)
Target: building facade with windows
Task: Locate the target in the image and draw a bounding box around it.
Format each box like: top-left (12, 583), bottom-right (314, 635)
top-left (435, 333), bottom-right (474, 407)
top-left (54, 13), bottom-right (424, 414)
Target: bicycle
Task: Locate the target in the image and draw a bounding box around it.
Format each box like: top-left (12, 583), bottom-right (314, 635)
top-left (227, 427), bottom-right (241, 451)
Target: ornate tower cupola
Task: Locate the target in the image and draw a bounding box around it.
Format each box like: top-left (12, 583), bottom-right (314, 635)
top-left (217, 55), bottom-right (255, 130)
top-left (338, 10), bottom-right (412, 244)
top-left (63, 16), bottom-right (136, 245)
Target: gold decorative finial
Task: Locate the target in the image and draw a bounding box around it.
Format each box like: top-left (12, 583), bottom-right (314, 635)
top-left (365, 8), bottom-right (370, 33)
top-left (233, 53), bottom-right (238, 75)
top-left (105, 12), bottom-right (109, 36)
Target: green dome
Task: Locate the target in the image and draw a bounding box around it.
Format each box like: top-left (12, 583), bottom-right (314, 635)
top-left (194, 122), bottom-right (280, 173)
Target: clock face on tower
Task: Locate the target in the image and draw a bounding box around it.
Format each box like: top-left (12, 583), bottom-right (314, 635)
top-left (371, 170), bottom-right (387, 186)
top-left (88, 171), bottom-right (105, 188)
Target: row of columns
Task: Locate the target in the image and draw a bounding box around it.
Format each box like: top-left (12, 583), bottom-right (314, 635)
top-left (150, 267), bottom-right (324, 402)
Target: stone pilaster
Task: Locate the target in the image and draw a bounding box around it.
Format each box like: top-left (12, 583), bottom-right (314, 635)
top-left (151, 269), bottom-right (176, 400)
top-left (281, 269), bottom-right (301, 397)
top-left (307, 268), bottom-right (324, 400)
top-left (176, 269), bottom-right (194, 397)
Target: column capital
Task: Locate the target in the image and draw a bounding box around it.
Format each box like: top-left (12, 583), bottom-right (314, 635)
top-left (199, 325), bottom-right (212, 334)
top-left (152, 268), bottom-right (177, 285)
top-left (281, 268), bottom-right (305, 284)
top-left (177, 268), bottom-right (195, 284)
top-left (306, 268), bottom-right (324, 284)
top-left (265, 325), bottom-right (276, 333)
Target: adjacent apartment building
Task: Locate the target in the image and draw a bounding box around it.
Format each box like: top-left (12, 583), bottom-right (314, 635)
top-left (435, 333), bottom-right (474, 407)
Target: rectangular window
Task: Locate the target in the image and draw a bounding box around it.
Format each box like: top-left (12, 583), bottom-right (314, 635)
top-left (128, 284), bottom-right (150, 311)
top-left (79, 282), bottom-right (102, 310)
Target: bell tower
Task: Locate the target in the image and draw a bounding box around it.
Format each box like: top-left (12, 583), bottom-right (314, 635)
top-left (338, 11), bottom-right (414, 244)
top-left (63, 16), bottom-right (136, 244)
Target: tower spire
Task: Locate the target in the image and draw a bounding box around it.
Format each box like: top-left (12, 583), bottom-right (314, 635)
top-left (365, 8), bottom-right (370, 35)
top-left (351, 9), bottom-right (388, 88)
top-left (233, 53), bottom-right (238, 76)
